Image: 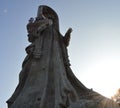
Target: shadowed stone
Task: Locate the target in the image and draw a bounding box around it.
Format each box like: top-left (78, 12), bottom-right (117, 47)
top-left (7, 5), bottom-right (120, 108)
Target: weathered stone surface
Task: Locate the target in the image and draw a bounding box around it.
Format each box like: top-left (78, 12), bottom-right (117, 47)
top-left (68, 98), bottom-right (120, 108)
top-left (68, 100), bottom-right (98, 108)
top-left (7, 5), bottom-right (120, 108)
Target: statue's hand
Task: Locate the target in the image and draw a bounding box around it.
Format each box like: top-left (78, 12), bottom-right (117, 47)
top-left (67, 28), bottom-right (73, 34)
top-left (63, 28), bottom-right (73, 47)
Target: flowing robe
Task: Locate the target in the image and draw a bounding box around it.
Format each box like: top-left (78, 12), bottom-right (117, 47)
top-left (7, 5), bottom-right (120, 108)
top-left (7, 22), bottom-right (88, 108)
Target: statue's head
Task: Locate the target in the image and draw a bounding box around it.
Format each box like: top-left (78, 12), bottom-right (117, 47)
top-left (37, 5), bottom-right (59, 30)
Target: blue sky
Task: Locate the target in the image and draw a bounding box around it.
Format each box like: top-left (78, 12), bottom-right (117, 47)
top-left (1, 0), bottom-right (120, 108)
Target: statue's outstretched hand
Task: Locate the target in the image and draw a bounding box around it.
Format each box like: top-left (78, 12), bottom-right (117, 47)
top-left (67, 28), bottom-right (73, 34)
top-left (64, 28), bottom-right (73, 47)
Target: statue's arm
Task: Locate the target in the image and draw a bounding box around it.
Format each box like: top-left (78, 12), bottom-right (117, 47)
top-left (26, 18), bottom-right (53, 42)
top-left (63, 28), bottom-right (72, 47)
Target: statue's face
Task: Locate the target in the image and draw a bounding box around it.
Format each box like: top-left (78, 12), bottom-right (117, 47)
top-left (37, 5), bottom-right (59, 30)
top-left (37, 6), bottom-right (44, 18)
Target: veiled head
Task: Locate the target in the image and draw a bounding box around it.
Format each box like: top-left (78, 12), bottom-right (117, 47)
top-left (37, 5), bottom-right (59, 30)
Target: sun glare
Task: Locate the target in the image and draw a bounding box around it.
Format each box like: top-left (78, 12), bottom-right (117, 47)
top-left (79, 57), bottom-right (120, 98)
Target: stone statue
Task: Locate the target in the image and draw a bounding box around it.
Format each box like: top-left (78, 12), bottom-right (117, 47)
top-left (7, 5), bottom-right (120, 108)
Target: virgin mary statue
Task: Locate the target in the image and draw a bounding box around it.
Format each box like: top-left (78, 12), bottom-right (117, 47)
top-left (7, 5), bottom-right (120, 108)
